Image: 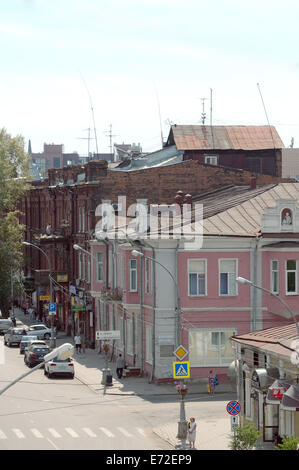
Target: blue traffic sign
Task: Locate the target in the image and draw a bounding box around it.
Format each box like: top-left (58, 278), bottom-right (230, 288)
top-left (173, 361), bottom-right (190, 379)
top-left (48, 303), bottom-right (57, 313)
top-left (226, 400), bottom-right (241, 416)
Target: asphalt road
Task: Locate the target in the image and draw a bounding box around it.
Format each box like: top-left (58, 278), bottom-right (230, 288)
top-left (0, 337), bottom-right (173, 450)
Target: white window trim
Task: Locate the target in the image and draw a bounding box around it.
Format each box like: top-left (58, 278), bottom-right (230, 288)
top-left (204, 154), bottom-right (218, 165)
top-left (78, 252), bottom-right (82, 279)
top-left (285, 259), bottom-right (297, 295)
top-left (129, 259), bottom-right (138, 292)
top-left (271, 259), bottom-right (279, 294)
top-left (189, 327), bottom-right (237, 367)
top-left (218, 258), bottom-right (238, 297)
top-left (187, 258), bottom-right (207, 297)
top-left (97, 252), bottom-right (104, 282)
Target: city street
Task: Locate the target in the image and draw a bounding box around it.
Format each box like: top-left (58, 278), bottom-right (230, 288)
top-left (0, 332), bottom-right (233, 450)
top-left (0, 338), bottom-right (172, 450)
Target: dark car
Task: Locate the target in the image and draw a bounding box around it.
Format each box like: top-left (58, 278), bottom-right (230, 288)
top-left (19, 335), bottom-right (38, 354)
top-left (24, 344), bottom-right (50, 368)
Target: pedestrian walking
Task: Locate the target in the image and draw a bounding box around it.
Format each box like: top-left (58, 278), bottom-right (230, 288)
top-left (116, 353), bottom-right (125, 379)
top-left (74, 334), bottom-right (82, 353)
top-left (187, 417), bottom-right (197, 449)
top-left (208, 370), bottom-right (216, 394)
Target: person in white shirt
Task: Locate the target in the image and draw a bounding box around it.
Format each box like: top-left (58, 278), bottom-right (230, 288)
top-left (74, 334), bottom-right (81, 353)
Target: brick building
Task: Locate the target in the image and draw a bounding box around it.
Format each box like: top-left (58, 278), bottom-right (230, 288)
top-left (20, 128), bottom-right (289, 344)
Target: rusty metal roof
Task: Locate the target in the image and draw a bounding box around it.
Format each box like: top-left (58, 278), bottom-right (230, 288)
top-left (169, 125), bottom-right (285, 151)
top-left (231, 323), bottom-right (298, 359)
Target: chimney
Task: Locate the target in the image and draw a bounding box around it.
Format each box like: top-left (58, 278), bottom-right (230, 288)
top-left (250, 175), bottom-right (257, 190)
top-left (175, 190), bottom-right (185, 211)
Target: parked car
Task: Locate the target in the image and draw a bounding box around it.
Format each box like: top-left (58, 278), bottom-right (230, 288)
top-left (4, 327), bottom-right (28, 347)
top-left (26, 324), bottom-right (53, 340)
top-left (19, 335), bottom-right (38, 354)
top-left (0, 319), bottom-right (13, 335)
top-left (24, 344), bottom-right (51, 368)
top-left (44, 357), bottom-right (75, 379)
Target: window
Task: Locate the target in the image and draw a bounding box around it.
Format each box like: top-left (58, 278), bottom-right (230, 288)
top-left (53, 157), bottom-right (60, 168)
top-left (78, 252), bottom-right (82, 279)
top-left (219, 259), bottom-right (237, 296)
top-left (82, 207), bottom-right (85, 232)
top-left (188, 259), bottom-right (206, 296)
top-left (204, 155), bottom-right (218, 165)
top-left (78, 207), bottom-right (82, 233)
top-left (286, 259), bottom-right (297, 294)
top-left (145, 258), bottom-right (151, 294)
top-left (189, 329), bottom-right (236, 366)
top-left (129, 259), bottom-right (138, 292)
top-left (271, 260), bottom-right (279, 294)
top-left (87, 257), bottom-right (91, 283)
top-left (97, 252), bottom-right (103, 282)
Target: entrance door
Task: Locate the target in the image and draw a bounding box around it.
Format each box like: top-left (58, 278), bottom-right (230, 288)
top-left (263, 403), bottom-right (279, 442)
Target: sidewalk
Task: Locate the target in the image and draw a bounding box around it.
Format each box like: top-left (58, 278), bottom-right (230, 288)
top-left (14, 309), bottom-right (235, 450)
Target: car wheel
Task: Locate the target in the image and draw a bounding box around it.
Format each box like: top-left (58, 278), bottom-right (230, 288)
top-left (44, 333), bottom-right (50, 340)
top-left (7, 341), bottom-right (11, 347)
top-left (44, 368), bottom-right (47, 376)
top-left (70, 374), bottom-right (74, 379)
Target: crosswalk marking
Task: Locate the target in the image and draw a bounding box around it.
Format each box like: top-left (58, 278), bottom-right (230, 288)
top-left (83, 427), bottom-right (97, 438)
top-left (99, 427), bottom-right (114, 437)
top-left (65, 427), bottom-right (79, 438)
top-left (1, 426), bottom-right (146, 440)
top-left (12, 428), bottom-right (25, 439)
top-left (30, 428), bottom-right (43, 439)
top-left (48, 428), bottom-right (62, 439)
top-left (117, 427), bottom-right (133, 437)
top-left (0, 430), bottom-right (7, 439)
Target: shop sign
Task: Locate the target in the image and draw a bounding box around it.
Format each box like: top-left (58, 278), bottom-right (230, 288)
top-left (272, 387), bottom-right (287, 400)
top-left (57, 274), bottom-right (68, 282)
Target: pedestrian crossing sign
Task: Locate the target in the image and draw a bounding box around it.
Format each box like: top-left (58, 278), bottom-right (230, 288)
top-left (173, 361), bottom-right (190, 379)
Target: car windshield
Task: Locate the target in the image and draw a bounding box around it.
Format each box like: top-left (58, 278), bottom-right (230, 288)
top-left (33, 348), bottom-right (49, 354)
top-left (21, 336), bottom-right (36, 342)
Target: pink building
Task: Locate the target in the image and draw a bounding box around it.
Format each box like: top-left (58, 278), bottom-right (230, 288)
top-left (89, 183), bottom-right (299, 383)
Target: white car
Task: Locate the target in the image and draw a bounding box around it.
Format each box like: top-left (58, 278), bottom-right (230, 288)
top-left (44, 357), bottom-right (74, 379)
top-left (27, 324), bottom-right (54, 340)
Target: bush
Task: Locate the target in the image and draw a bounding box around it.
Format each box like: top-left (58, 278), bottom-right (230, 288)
top-left (275, 435), bottom-right (299, 450)
top-left (229, 423), bottom-right (262, 450)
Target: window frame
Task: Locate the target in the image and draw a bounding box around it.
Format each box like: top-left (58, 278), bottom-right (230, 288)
top-left (271, 259), bottom-right (279, 294)
top-left (96, 252), bottom-right (104, 282)
top-left (286, 259), bottom-right (297, 295)
top-left (187, 258), bottom-right (207, 297)
top-left (219, 258), bottom-right (238, 297)
top-left (129, 258), bottom-right (138, 292)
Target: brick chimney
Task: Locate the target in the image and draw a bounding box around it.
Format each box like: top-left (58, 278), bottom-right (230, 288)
top-left (250, 175), bottom-right (257, 189)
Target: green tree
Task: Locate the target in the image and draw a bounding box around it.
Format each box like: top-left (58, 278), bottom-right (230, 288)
top-left (0, 128), bottom-right (30, 315)
top-left (275, 435), bottom-right (299, 450)
top-left (229, 423), bottom-right (262, 450)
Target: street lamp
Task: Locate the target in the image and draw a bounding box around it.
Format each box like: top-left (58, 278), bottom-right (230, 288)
top-left (131, 250), bottom-right (182, 346)
top-left (236, 277), bottom-right (299, 337)
top-left (22, 241), bottom-right (55, 348)
top-left (0, 343), bottom-right (74, 396)
top-left (132, 250), bottom-right (187, 443)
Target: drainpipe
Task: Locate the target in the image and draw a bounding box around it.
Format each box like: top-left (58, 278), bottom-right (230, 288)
top-left (138, 247), bottom-right (144, 373)
top-left (252, 236), bottom-right (261, 331)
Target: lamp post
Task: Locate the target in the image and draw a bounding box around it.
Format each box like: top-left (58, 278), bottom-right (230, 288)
top-left (131, 250), bottom-right (182, 347)
top-left (132, 250), bottom-right (187, 443)
top-left (236, 277), bottom-right (299, 337)
top-left (0, 343), bottom-right (74, 396)
top-left (22, 241), bottom-right (55, 348)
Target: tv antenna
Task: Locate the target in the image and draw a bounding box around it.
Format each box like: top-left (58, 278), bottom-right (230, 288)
top-left (201, 98), bottom-right (207, 124)
top-left (104, 124), bottom-right (117, 154)
top-left (77, 128), bottom-right (95, 157)
top-left (257, 82), bottom-right (276, 149)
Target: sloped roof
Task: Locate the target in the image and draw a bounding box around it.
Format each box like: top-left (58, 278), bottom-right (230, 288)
top-left (231, 323), bottom-right (298, 359)
top-left (169, 125), bottom-right (285, 151)
top-left (200, 183), bottom-right (299, 236)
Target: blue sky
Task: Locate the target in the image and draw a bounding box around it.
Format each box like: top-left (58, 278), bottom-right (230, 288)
top-left (1, 0), bottom-right (299, 155)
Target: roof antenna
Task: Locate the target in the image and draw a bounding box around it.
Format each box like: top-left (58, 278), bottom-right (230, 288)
top-left (153, 82), bottom-right (164, 148)
top-left (257, 82), bottom-right (276, 149)
top-left (201, 98), bottom-right (207, 124)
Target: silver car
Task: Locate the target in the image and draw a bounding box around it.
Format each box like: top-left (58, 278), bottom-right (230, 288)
top-left (4, 328), bottom-right (28, 347)
top-left (27, 324), bottom-right (53, 340)
top-left (0, 319), bottom-right (13, 335)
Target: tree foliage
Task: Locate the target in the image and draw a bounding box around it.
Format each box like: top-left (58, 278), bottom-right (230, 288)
top-left (229, 423), bottom-right (262, 450)
top-left (0, 128), bottom-right (30, 315)
top-left (275, 435), bottom-right (299, 450)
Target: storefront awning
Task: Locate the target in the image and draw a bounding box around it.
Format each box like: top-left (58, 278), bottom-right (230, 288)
top-left (281, 385), bottom-right (299, 412)
top-left (266, 379), bottom-right (290, 404)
